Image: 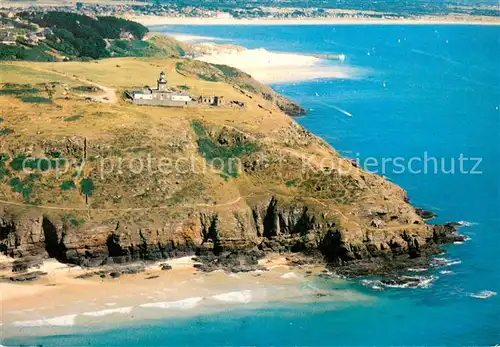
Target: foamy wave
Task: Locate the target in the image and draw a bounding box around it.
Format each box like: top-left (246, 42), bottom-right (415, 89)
top-left (439, 270), bottom-right (455, 275)
top-left (211, 290), bottom-right (252, 303)
top-left (457, 221), bottom-right (477, 227)
top-left (82, 307), bottom-right (132, 317)
top-left (469, 290), bottom-right (497, 299)
top-left (407, 268), bottom-right (428, 273)
top-left (431, 257), bottom-right (462, 268)
top-left (139, 297), bottom-right (202, 310)
top-left (361, 275), bottom-right (438, 290)
top-left (361, 279), bottom-right (381, 290)
top-left (281, 272), bottom-right (299, 279)
top-left (12, 314), bottom-right (76, 327)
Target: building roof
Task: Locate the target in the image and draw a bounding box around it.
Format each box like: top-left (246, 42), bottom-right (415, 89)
top-left (0, 32), bottom-right (15, 40)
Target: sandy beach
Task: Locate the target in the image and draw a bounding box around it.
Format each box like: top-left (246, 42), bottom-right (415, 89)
top-left (194, 45), bottom-right (357, 84)
top-left (160, 34), bottom-right (361, 84)
top-left (0, 255), bottom-right (371, 339)
top-left (130, 15), bottom-right (500, 27)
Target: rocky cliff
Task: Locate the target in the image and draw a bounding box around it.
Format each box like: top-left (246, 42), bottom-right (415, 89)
top-left (0, 58), bottom-right (462, 276)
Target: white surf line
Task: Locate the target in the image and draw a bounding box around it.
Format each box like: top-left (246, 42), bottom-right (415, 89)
top-left (139, 297), bottom-right (203, 309)
top-left (81, 307), bottom-right (133, 317)
top-left (211, 290), bottom-right (252, 304)
top-left (11, 314), bottom-right (77, 327)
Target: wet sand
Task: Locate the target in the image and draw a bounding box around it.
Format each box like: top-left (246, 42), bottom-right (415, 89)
top-left (0, 255), bottom-right (372, 339)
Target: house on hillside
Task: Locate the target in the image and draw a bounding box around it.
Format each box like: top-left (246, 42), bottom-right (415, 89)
top-left (0, 32), bottom-right (16, 45)
top-left (27, 32), bottom-right (46, 44)
top-left (198, 95), bottom-right (225, 106)
top-left (119, 31), bottom-right (134, 40)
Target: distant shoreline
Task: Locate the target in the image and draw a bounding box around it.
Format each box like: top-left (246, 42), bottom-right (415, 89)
top-left (130, 15), bottom-right (500, 27)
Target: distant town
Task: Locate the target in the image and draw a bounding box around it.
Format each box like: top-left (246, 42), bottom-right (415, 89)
top-left (0, 0), bottom-right (498, 54)
top-left (1, 0), bottom-right (499, 23)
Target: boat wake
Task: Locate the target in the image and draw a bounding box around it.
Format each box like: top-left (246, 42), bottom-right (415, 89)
top-left (313, 100), bottom-right (353, 117)
top-left (330, 105), bottom-right (353, 117)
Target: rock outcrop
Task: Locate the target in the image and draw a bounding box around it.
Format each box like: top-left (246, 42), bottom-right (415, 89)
top-left (0, 195), bottom-right (460, 276)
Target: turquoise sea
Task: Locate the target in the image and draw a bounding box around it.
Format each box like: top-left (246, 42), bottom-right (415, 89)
top-left (5, 25), bottom-right (499, 345)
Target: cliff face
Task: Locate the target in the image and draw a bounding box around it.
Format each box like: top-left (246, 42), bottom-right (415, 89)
top-left (0, 194), bottom-right (459, 276)
top-left (0, 58), bottom-right (460, 276)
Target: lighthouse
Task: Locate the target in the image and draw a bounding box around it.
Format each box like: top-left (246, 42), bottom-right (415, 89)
top-left (157, 71), bottom-right (167, 91)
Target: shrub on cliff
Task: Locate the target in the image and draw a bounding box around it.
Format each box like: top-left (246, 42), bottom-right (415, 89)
top-left (80, 178), bottom-right (95, 197)
top-left (192, 121), bottom-right (259, 179)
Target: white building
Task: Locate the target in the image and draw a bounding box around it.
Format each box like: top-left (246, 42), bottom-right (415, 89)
top-left (127, 72), bottom-right (195, 107)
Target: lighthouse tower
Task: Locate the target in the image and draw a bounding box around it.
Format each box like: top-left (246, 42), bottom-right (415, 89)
top-left (157, 71), bottom-right (167, 91)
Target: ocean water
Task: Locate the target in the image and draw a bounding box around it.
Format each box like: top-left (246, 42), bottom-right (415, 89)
top-left (5, 25), bottom-right (500, 345)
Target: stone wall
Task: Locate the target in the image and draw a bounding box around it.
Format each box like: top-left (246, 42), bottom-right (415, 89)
top-left (132, 99), bottom-right (198, 107)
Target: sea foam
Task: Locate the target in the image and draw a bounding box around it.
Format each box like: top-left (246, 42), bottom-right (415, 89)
top-left (469, 290), bottom-right (497, 299)
top-left (11, 314), bottom-right (77, 327)
top-left (407, 268), bottom-right (429, 273)
top-left (439, 270), bottom-right (455, 275)
top-left (457, 220), bottom-right (477, 227)
top-left (139, 297), bottom-right (203, 310)
top-left (431, 257), bottom-right (462, 268)
top-left (211, 290), bottom-right (252, 303)
top-left (281, 272), bottom-right (300, 279)
top-left (82, 307), bottom-right (133, 317)
top-left (361, 275), bottom-right (438, 290)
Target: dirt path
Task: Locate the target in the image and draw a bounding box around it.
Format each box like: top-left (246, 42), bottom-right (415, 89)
top-left (7, 63), bottom-right (117, 104)
top-left (0, 195), bottom-right (250, 213)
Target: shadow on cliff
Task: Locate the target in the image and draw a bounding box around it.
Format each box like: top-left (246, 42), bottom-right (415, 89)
top-left (42, 216), bottom-right (66, 261)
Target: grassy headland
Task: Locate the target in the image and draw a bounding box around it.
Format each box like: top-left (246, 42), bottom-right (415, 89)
top-left (0, 14), bottom-right (460, 280)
